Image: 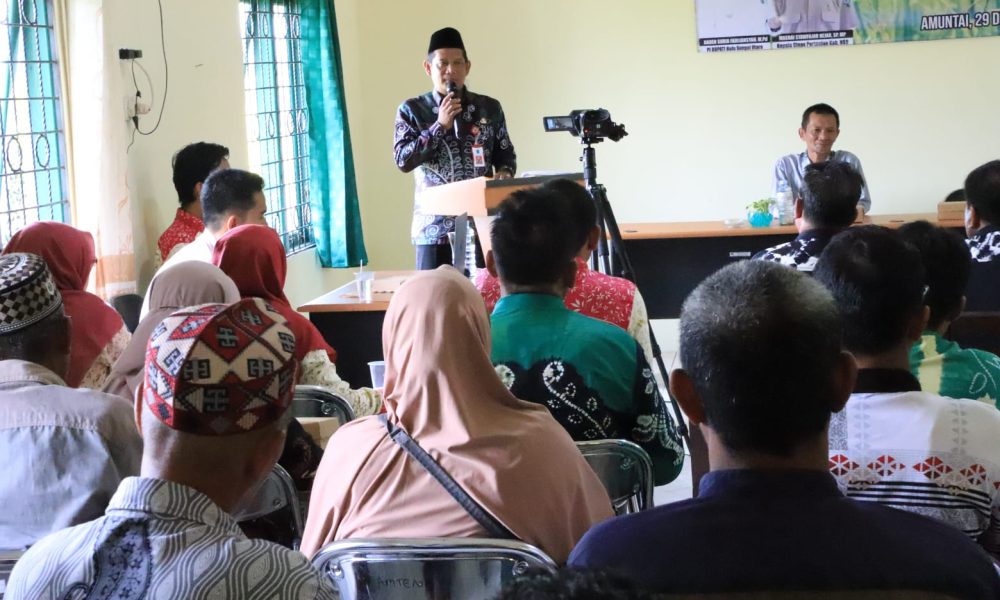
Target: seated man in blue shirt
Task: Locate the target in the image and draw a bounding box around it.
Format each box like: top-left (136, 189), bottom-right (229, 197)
top-left (486, 185), bottom-right (684, 485)
top-left (754, 161), bottom-right (862, 271)
top-left (774, 102), bottom-right (871, 216)
top-left (569, 260), bottom-right (1000, 597)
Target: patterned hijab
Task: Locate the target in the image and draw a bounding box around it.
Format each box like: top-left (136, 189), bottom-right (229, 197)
top-left (3, 221), bottom-right (124, 387)
top-left (301, 267), bottom-right (613, 562)
top-left (103, 262), bottom-right (240, 401)
top-left (212, 224), bottom-right (336, 363)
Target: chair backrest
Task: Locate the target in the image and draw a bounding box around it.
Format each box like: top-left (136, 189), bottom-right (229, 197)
top-left (575, 439), bottom-right (654, 514)
top-left (0, 551), bottom-right (24, 600)
top-left (293, 385), bottom-right (356, 423)
top-left (311, 538), bottom-right (556, 600)
top-left (110, 293), bottom-right (143, 333)
top-left (947, 311), bottom-right (1000, 356)
top-left (233, 464), bottom-right (303, 550)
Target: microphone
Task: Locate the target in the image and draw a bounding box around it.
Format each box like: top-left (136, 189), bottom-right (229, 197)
top-left (446, 81), bottom-right (461, 138)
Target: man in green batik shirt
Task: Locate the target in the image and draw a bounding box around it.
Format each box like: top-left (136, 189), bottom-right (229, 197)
top-left (901, 221), bottom-right (1000, 408)
top-left (485, 184), bottom-right (684, 485)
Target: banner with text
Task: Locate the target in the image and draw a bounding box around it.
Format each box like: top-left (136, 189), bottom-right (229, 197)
top-left (696, 0), bottom-right (1000, 53)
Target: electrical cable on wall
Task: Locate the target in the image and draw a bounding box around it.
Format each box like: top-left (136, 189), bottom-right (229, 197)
top-left (126, 0), bottom-right (167, 152)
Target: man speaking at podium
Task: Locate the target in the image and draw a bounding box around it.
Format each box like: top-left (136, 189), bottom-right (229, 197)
top-left (394, 27), bottom-right (517, 270)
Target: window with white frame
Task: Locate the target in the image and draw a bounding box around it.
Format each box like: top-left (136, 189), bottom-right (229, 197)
top-left (240, 0), bottom-right (314, 255)
top-left (0, 0), bottom-right (68, 244)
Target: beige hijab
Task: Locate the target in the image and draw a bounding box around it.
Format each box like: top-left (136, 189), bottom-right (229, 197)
top-left (301, 267), bottom-right (613, 563)
top-left (101, 262), bottom-right (240, 400)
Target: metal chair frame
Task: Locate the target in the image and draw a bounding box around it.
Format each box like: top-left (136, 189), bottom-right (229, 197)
top-left (576, 439), bottom-right (654, 514)
top-left (293, 385), bottom-right (356, 423)
top-left (0, 550), bottom-right (24, 599)
top-left (311, 537), bottom-right (556, 600)
top-left (233, 464), bottom-right (304, 550)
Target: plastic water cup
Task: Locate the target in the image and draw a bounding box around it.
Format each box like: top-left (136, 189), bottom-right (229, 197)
top-left (368, 360), bottom-right (386, 388)
top-left (354, 271), bottom-right (374, 302)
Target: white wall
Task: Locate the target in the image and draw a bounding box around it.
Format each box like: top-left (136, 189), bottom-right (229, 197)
top-left (104, 0), bottom-right (1000, 310)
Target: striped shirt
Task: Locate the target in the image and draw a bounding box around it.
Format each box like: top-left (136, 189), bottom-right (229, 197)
top-left (828, 379), bottom-right (1000, 558)
top-left (7, 477), bottom-right (335, 600)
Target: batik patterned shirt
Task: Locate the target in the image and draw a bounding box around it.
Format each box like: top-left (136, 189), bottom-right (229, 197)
top-left (490, 293), bottom-right (684, 485)
top-left (394, 88), bottom-right (516, 245)
top-left (157, 208), bottom-right (204, 261)
top-left (828, 369), bottom-right (1000, 558)
top-left (910, 331), bottom-right (1000, 408)
top-left (968, 224), bottom-right (1000, 263)
top-left (752, 228), bottom-right (841, 272)
top-left (7, 477), bottom-right (336, 600)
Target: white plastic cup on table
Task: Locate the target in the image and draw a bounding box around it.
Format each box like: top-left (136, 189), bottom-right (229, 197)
top-left (354, 271), bottom-right (374, 302)
top-left (368, 360), bottom-right (386, 389)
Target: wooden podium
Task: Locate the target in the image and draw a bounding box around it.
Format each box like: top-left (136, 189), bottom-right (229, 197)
top-left (416, 173), bottom-right (583, 255)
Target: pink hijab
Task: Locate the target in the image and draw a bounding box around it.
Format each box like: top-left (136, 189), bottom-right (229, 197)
top-left (3, 221), bottom-right (124, 387)
top-left (301, 267), bottom-right (613, 563)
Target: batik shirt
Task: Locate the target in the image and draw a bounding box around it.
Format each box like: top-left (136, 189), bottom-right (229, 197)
top-left (7, 477), bottom-right (336, 600)
top-left (910, 331), bottom-right (1000, 408)
top-left (475, 257), bottom-right (653, 365)
top-left (968, 224), bottom-right (1000, 263)
top-left (490, 293), bottom-right (684, 485)
top-left (394, 88), bottom-right (516, 245)
top-left (752, 227), bottom-right (841, 272)
top-left (157, 208), bottom-right (204, 262)
top-left (828, 369), bottom-right (1000, 558)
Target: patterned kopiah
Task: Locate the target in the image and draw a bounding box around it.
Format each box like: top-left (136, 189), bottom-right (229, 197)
top-left (0, 252), bottom-right (62, 335)
top-left (144, 298), bottom-right (298, 436)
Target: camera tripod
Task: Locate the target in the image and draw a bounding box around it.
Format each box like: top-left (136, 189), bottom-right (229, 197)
top-left (579, 138), bottom-right (690, 443)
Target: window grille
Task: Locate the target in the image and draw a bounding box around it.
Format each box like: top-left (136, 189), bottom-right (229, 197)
top-left (241, 0), bottom-right (314, 255)
top-left (0, 0), bottom-right (68, 244)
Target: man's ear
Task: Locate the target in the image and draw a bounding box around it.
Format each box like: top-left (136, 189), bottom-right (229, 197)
top-left (798, 127), bottom-right (807, 142)
top-left (669, 368), bottom-right (706, 425)
top-left (423, 59), bottom-right (432, 77)
top-left (223, 214), bottom-right (239, 232)
top-left (794, 197), bottom-right (805, 219)
top-left (485, 250), bottom-right (498, 278)
top-left (829, 351), bottom-right (858, 413)
top-left (134, 382), bottom-right (145, 437)
top-left (193, 182), bottom-right (204, 203)
top-left (586, 226), bottom-right (600, 253)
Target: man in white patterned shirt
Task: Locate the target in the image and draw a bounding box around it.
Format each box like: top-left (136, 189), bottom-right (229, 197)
top-left (8, 298), bottom-right (335, 599)
top-left (754, 161), bottom-right (862, 272)
top-left (815, 226), bottom-right (1000, 559)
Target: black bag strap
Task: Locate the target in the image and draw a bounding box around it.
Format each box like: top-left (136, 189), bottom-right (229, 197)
top-left (379, 414), bottom-right (517, 540)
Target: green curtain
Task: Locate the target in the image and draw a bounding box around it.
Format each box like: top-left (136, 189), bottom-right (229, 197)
top-left (300, 0), bottom-right (366, 267)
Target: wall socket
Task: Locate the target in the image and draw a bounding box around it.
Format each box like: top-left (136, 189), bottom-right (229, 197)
top-left (118, 48), bottom-right (143, 60)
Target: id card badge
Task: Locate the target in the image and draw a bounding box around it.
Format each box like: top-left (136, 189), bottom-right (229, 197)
top-left (472, 144), bottom-right (486, 169)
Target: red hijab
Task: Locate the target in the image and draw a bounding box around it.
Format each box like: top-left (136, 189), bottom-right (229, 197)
top-left (3, 221), bottom-right (125, 387)
top-left (212, 224), bottom-right (336, 362)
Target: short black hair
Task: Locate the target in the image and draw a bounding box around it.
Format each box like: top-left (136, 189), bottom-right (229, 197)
top-left (814, 226), bottom-right (926, 356)
top-left (964, 160), bottom-right (1000, 225)
top-left (944, 189), bottom-right (965, 203)
top-left (494, 568), bottom-right (650, 600)
top-left (801, 162), bottom-right (863, 228)
top-left (801, 103), bottom-right (840, 129)
top-left (172, 142), bottom-right (230, 207)
top-left (540, 179), bottom-right (596, 251)
top-left (679, 260), bottom-right (843, 457)
top-left (490, 187), bottom-right (580, 286)
top-left (898, 221), bottom-right (971, 329)
top-left (200, 169), bottom-right (265, 230)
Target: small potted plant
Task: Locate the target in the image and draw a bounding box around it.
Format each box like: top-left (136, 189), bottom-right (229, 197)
top-left (746, 198), bottom-right (774, 228)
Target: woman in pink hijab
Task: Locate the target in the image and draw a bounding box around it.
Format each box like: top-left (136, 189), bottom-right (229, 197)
top-left (3, 221), bottom-right (128, 388)
top-left (301, 267), bottom-right (613, 563)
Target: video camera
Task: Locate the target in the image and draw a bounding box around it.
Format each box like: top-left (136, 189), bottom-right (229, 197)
top-left (542, 109), bottom-right (627, 143)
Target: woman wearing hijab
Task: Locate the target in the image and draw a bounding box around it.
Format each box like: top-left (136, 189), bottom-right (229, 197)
top-left (300, 267), bottom-right (613, 564)
top-left (212, 224), bottom-right (382, 417)
top-left (101, 261), bottom-right (241, 401)
top-left (3, 221), bottom-right (129, 388)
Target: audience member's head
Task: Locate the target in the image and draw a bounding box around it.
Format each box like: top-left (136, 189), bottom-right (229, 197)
top-left (964, 159), bottom-right (1000, 237)
top-left (172, 142), bottom-right (230, 209)
top-left (495, 568), bottom-right (651, 600)
top-left (801, 102), bottom-right (840, 129)
top-left (944, 189), bottom-right (965, 203)
top-left (3, 221), bottom-right (96, 292)
top-left (212, 224), bottom-right (287, 304)
top-left (0, 253), bottom-right (69, 378)
top-left (898, 221), bottom-right (971, 331)
top-left (539, 179), bottom-right (598, 257)
top-left (671, 260), bottom-right (854, 461)
top-left (139, 298), bottom-right (298, 513)
top-left (813, 226), bottom-right (928, 361)
top-left (487, 187), bottom-right (580, 296)
top-left (797, 161), bottom-right (863, 229)
top-left (200, 169), bottom-right (268, 233)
